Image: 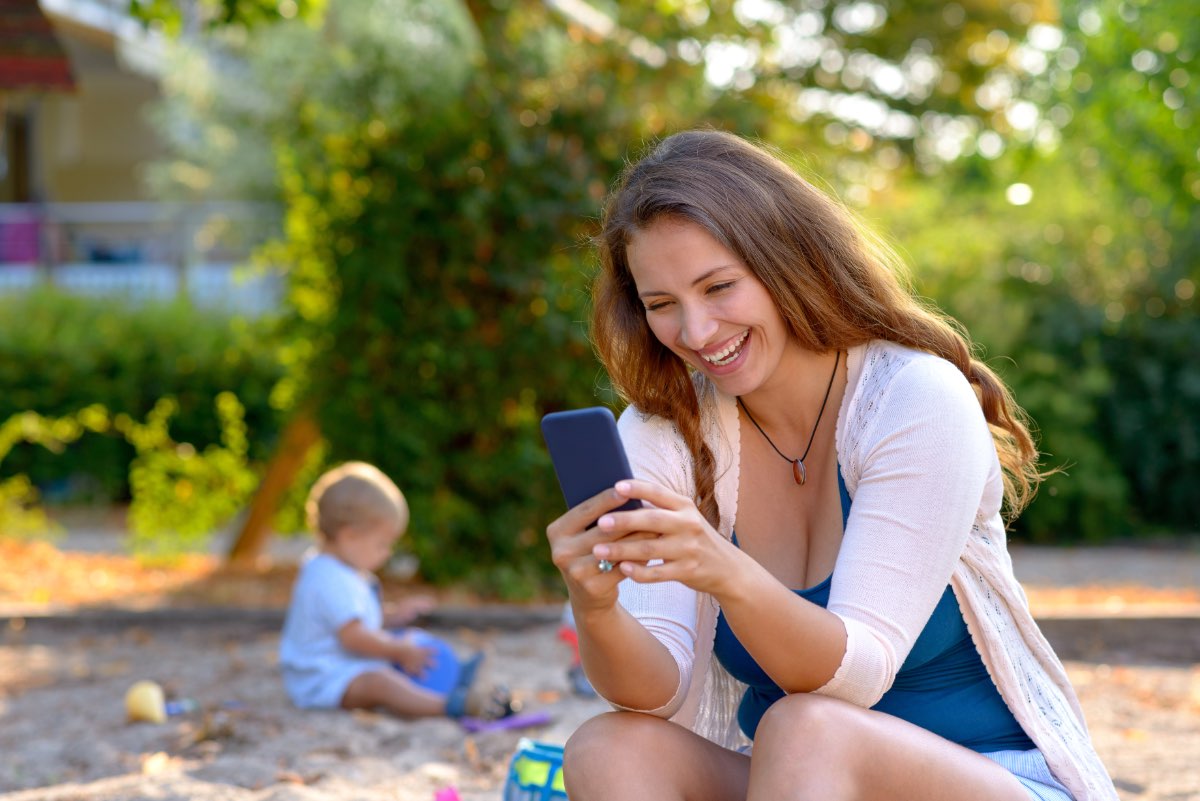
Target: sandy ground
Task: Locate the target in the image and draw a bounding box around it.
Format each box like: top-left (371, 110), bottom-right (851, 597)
top-left (1, 612), bottom-right (1198, 801)
top-left (2, 533), bottom-right (1197, 800)
top-left (1, 616), bottom-right (605, 801)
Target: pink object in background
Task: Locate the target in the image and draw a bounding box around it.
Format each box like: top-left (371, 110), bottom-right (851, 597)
top-left (0, 216), bottom-right (41, 263)
top-left (433, 787), bottom-right (462, 801)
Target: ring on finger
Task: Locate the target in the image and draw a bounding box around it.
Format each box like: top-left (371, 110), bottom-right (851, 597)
top-left (597, 558), bottom-right (615, 573)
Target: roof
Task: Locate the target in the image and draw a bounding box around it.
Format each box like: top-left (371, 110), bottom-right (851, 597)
top-left (0, 0), bottom-right (76, 91)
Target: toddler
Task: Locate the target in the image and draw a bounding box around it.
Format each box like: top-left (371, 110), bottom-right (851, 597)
top-left (279, 461), bottom-right (509, 719)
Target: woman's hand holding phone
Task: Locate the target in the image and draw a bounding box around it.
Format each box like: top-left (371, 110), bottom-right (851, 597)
top-left (542, 407), bottom-right (650, 610)
top-left (545, 483), bottom-right (658, 613)
top-left (541, 407), bottom-right (740, 603)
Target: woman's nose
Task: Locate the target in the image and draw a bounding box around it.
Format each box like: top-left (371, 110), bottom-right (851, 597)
top-left (678, 305), bottom-right (718, 351)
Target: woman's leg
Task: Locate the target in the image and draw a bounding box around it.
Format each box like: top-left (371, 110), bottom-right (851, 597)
top-left (565, 711), bottom-right (751, 801)
top-left (749, 694), bottom-right (1034, 801)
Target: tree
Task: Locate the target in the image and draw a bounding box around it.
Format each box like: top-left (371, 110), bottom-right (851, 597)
top-left (871, 0), bottom-right (1198, 539)
top-left (148, 0), bottom-right (1087, 590)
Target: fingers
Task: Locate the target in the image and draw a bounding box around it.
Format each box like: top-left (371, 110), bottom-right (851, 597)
top-left (596, 504), bottom-right (687, 537)
top-left (547, 486), bottom-right (656, 568)
top-left (545, 481), bottom-right (701, 603)
top-left (593, 532), bottom-right (666, 565)
top-left (589, 495), bottom-right (724, 586)
top-left (612, 479), bottom-right (692, 511)
top-left (548, 487), bottom-right (637, 538)
top-left (546, 479), bottom-right (688, 544)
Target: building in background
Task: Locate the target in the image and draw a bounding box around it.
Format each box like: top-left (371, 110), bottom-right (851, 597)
top-left (0, 0), bottom-right (278, 314)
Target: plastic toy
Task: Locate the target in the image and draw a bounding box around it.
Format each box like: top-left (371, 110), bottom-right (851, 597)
top-left (125, 680), bottom-right (167, 723)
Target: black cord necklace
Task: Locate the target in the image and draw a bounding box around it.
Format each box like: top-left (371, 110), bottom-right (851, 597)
top-left (738, 350), bottom-right (840, 486)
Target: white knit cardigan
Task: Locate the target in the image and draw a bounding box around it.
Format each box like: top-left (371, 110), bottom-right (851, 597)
top-left (612, 339), bottom-right (1117, 801)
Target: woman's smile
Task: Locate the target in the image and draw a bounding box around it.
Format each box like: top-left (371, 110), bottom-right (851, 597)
top-left (698, 330), bottom-right (750, 369)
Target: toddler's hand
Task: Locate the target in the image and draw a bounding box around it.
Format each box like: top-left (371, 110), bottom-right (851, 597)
top-left (393, 634), bottom-right (437, 677)
top-left (384, 594), bottom-right (437, 627)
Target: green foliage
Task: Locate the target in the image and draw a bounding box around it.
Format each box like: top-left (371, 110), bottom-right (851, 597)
top-left (134, 0), bottom-right (1197, 595)
top-left (265, 2), bottom-right (624, 593)
top-left (0, 407), bottom-right (107, 540)
top-left (149, 0), bottom-right (1062, 594)
top-left (1058, 0), bottom-right (1199, 533)
top-left (879, 0), bottom-right (1198, 538)
top-left (0, 395), bottom-right (258, 554)
top-left (269, 438), bottom-right (330, 536)
top-left (0, 289), bottom-right (283, 503)
top-left (119, 394), bottom-right (259, 555)
top-left (129, 0), bottom-right (325, 35)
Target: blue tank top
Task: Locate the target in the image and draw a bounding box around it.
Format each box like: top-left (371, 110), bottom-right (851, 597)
top-left (713, 469), bottom-right (1034, 753)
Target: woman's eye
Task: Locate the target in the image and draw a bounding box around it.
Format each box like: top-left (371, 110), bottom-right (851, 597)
top-left (645, 300), bottom-right (671, 312)
top-left (707, 281), bottom-right (735, 294)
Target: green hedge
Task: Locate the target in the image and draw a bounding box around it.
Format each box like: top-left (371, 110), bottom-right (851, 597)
top-left (0, 289), bottom-right (283, 502)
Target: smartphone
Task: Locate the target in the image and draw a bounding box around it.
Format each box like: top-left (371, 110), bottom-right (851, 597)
top-left (541, 406), bottom-right (643, 521)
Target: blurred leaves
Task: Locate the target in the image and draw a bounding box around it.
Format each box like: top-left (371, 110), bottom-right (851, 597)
top-left (142, 0), bottom-right (1067, 593)
top-left (877, 0), bottom-right (1198, 538)
top-left (0, 394), bottom-right (259, 555)
top-left (114, 0), bottom-right (1200, 590)
top-left (0, 290), bottom-right (282, 512)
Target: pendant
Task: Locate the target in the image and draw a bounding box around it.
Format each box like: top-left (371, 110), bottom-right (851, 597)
top-left (792, 459), bottom-right (806, 485)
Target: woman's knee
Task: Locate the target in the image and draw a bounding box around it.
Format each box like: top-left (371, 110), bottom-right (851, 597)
top-left (756, 694), bottom-right (863, 760)
top-left (566, 711), bottom-right (748, 801)
top-left (565, 711), bottom-right (669, 768)
top-left (566, 711), bottom-right (701, 799)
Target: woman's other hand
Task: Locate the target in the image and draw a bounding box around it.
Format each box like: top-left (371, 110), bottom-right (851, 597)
top-left (591, 479), bottom-right (742, 597)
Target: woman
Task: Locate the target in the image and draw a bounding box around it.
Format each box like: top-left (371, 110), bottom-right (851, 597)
top-left (546, 130), bottom-right (1117, 801)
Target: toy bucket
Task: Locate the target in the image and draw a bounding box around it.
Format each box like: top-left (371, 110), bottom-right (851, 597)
top-left (503, 738), bottom-right (567, 801)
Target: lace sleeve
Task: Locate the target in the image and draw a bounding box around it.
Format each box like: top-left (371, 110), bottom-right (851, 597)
top-left (816, 354), bottom-right (1001, 707)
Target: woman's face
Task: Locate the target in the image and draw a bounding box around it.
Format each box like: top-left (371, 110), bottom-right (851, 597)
top-left (626, 217), bottom-right (797, 399)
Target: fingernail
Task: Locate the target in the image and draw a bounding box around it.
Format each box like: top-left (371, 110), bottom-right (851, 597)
top-left (615, 481), bottom-right (630, 494)
top-left (597, 515), bottom-right (613, 529)
top-left (594, 544), bottom-right (610, 558)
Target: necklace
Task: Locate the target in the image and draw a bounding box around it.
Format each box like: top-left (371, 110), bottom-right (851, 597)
top-left (738, 350), bottom-right (840, 486)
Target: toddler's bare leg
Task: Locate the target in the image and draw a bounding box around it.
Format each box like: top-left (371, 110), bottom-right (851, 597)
top-left (340, 669), bottom-right (447, 718)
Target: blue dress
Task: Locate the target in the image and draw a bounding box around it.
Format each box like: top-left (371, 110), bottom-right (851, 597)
top-left (712, 470), bottom-right (1035, 753)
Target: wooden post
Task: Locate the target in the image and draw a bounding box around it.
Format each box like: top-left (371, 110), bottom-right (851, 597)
top-left (227, 410), bottom-right (321, 565)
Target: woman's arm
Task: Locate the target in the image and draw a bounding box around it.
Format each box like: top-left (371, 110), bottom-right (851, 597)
top-left (545, 409), bottom-right (707, 716)
top-left (598, 356), bottom-right (997, 706)
top-left (817, 356), bottom-right (997, 704)
top-left (573, 589), bottom-right (693, 712)
top-left (727, 357), bottom-right (995, 704)
top-left (548, 482), bottom-right (698, 713)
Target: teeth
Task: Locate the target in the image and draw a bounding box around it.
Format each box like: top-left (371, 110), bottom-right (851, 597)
top-left (702, 331), bottom-right (748, 366)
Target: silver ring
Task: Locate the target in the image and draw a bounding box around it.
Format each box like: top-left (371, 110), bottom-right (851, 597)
top-left (597, 559), bottom-right (615, 573)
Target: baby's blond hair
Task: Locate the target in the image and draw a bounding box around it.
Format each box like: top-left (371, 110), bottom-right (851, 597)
top-left (305, 461), bottom-right (409, 541)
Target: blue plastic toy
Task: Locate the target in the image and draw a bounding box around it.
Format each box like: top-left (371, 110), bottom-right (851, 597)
top-left (391, 629), bottom-right (462, 695)
top-left (503, 739), bottom-right (567, 801)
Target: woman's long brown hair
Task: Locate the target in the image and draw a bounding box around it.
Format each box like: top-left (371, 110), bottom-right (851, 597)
top-left (591, 130), bottom-right (1041, 527)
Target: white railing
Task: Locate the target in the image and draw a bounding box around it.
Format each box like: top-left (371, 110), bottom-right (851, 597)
top-left (0, 201), bottom-right (283, 316)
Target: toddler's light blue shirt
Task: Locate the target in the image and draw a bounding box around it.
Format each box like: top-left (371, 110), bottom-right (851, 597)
top-left (279, 551), bottom-right (390, 708)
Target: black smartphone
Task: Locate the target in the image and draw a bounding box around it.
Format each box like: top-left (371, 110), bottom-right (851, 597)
top-left (541, 406), bottom-right (643, 521)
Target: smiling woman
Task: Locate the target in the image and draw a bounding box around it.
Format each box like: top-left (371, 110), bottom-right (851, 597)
top-left (544, 130), bottom-right (1120, 801)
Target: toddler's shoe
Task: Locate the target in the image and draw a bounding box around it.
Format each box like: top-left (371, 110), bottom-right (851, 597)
top-left (445, 651), bottom-right (518, 721)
